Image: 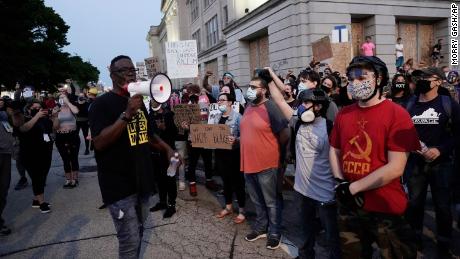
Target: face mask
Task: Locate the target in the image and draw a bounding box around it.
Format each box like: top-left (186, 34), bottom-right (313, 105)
top-left (298, 82), bottom-right (308, 93)
top-left (297, 105), bottom-right (315, 123)
top-left (394, 83), bottom-right (405, 89)
top-left (415, 80), bottom-right (432, 94)
top-left (218, 105), bottom-right (227, 113)
top-left (321, 85), bottom-right (332, 94)
top-left (246, 87), bottom-right (257, 101)
top-left (350, 79), bottom-right (375, 101)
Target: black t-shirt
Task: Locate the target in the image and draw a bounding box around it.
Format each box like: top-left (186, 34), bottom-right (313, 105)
top-left (148, 109), bottom-right (177, 149)
top-left (76, 102), bottom-right (90, 119)
top-left (218, 116), bottom-right (229, 124)
top-left (89, 92), bottom-right (155, 204)
top-left (19, 117), bottom-right (53, 164)
top-left (408, 95), bottom-right (460, 162)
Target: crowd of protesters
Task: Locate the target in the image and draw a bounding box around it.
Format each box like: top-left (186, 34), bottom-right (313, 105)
top-left (1, 50), bottom-right (459, 259)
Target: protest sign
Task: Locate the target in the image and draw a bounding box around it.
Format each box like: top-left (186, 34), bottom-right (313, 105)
top-left (173, 104), bottom-right (201, 134)
top-left (189, 124), bottom-right (232, 150)
top-left (312, 36), bottom-right (333, 61)
top-left (165, 40), bottom-right (198, 79)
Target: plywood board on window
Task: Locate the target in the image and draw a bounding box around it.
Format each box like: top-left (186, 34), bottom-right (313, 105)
top-left (331, 42), bottom-right (352, 75)
top-left (351, 22), bottom-right (363, 57)
top-left (259, 35), bottom-right (270, 68)
top-left (312, 36), bottom-right (333, 61)
top-left (419, 24), bottom-right (434, 66)
top-left (398, 23), bottom-right (417, 64)
top-left (205, 59), bottom-right (218, 85)
top-left (249, 40), bottom-right (258, 76)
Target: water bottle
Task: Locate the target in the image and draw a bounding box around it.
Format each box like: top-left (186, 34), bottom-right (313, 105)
top-left (167, 152), bottom-right (179, 177)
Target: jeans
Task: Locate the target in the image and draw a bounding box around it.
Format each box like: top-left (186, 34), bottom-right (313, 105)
top-left (294, 191), bottom-right (341, 259)
top-left (0, 154), bottom-right (11, 229)
top-left (245, 168), bottom-right (283, 238)
top-left (76, 120), bottom-right (90, 151)
top-left (406, 158), bottom-right (453, 244)
top-left (23, 143), bottom-right (53, 196)
top-left (396, 56), bottom-right (404, 68)
top-left (108, 194), bottom-right (151, 259)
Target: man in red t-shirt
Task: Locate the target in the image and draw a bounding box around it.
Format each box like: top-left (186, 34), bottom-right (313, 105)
top-left (240, 77), bottom-right (289, 250)
top-left (329, 56), bottom-right (420, 258)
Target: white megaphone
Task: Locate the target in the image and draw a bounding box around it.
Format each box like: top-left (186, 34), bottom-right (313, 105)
top-left (126, 73), bottom-right (172, 103)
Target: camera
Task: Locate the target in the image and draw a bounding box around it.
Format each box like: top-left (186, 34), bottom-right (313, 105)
top-left (254, 68), bottom-right (273, 83)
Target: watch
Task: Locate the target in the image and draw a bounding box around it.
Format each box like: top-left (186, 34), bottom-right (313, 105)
top-left (119, 112), bottom-right (131, 122)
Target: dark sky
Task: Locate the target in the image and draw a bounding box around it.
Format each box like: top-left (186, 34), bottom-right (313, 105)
top-left (44, 0), bottom-right (162, 86)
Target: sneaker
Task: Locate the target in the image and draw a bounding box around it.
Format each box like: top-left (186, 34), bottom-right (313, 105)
top-left (0, 225), bottom-right (11, 236)
top-left (266, 236), bottom-right (281, 250)
top-left (178, 181), bottom-right (186, 191)
top-left (245, 231), bottom-right (267, 242)
top-left (73, 179), bottom-right (79, 187)
top-left (163, 205), bottom-right (176, 218)
top-left (189, 183), bottom-right (197, 197)
top-left (32, 200), bottom-right (40, 208)
top-left (205, 180), bottom-right (218, 192)
top-left (150, 203), bottom-right (167, 212)
top-left (39, 202), bottom-right (51, 214)
top-left (14, 177), bottom-right (28, 190)
top-left (63, 180), bottom-right (73, 189)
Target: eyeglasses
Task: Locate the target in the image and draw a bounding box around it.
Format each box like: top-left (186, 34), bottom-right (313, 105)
top-left (112, 67), bottom-right (139, 74)
top-left (249, 85), bottom-right (264, 90)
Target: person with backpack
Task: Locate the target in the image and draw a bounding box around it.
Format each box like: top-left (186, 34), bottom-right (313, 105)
top-left (329, 56), bottom-right (420, 258)
top-left (266, 65), bottom-right (341, 258)
top-left (240, 74), bottom-right (289, 250)
top-left (404, 67), bottom-right (460, 258)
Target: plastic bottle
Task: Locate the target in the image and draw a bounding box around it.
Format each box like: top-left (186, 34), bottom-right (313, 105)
top-left (167, 152), bottom-right (180, 177)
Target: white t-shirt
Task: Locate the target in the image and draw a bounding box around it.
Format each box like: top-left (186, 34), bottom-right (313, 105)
top-left (396, 43), bottom-right (404, 57)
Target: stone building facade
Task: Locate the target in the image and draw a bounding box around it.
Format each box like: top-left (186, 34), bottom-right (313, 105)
top-left (148, 0), bottom-right (451, 88)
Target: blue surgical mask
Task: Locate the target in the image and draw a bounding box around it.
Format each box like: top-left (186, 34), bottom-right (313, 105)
top-left (246, 87), bottom-right (257, 101)
top-left (298, 82), bottom-right (308, 93)
top-left (218, 105), bottom-right (227, 113)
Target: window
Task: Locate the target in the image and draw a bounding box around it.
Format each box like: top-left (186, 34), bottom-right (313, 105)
top-left (192, 30), bottom-right (201, 53)
top-left (203, 0), bottom-right (215, 8)
top-left (190, 0), bottom-right (199, 22)
top-left (223, 6), bottom-right (228, 26)
top-left (206, 15), bottom-right (219, 48)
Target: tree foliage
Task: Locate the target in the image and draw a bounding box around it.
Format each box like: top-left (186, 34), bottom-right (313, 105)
top-left (0, 0), bottom-right (99, 91)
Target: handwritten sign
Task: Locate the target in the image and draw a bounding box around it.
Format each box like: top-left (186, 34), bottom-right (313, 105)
top-left (312, 36), bottom-right (333, 61)
top-left (165, 40), bottom-right (198, 79)
top-left (190, 124), bottom-right (232, 150)
top-left (173, 104), bottom-right (201, 134)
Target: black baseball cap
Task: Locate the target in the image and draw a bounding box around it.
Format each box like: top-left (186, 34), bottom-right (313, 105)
top-left (412, 67), bottom-right (446, 80)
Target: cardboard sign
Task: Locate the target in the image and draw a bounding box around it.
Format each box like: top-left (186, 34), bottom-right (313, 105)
top-left (165, 40), bottom-right (198, 79)
top-left (190, 124), bottom-right (232, 150)
top-left (312, 36), bottom-right (333, 61)
top-left (173, 104), bottom-right (201, 134)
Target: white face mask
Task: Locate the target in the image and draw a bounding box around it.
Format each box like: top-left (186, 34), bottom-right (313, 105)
top-left (218, 105), bottom-right (227, 113)
top-left (298, 82), bottom-right (308, 93)
top-left (350, 79), bottom-right (375, 101)
top-left (297, 104), bottom-right (315, 123)
top-left (246, 87), bottom-right (257, 101)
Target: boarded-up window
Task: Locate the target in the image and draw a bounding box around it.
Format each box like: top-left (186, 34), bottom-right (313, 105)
top-left (351, 22), bottom-right (364, 57)
top-left (205, 59), bottom-right (218, 85)
top-left (249, 35), bottom-right (269, 77)
top-left (396, 22), bottom-right (434, 67)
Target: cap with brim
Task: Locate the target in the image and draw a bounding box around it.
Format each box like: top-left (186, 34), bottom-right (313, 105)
top-left (222, 72), bottom-right (234, 79)
top-left (412, 67), bottom-right (446, 80)
top-left (88, 88), bottom-right (98, 95)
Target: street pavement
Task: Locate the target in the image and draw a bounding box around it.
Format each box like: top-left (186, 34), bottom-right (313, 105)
top-left (0, 136), bottom-right (459, 259)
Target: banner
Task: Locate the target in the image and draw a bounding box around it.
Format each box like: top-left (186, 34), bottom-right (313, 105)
top-left (172, 104), bottom-right (201, 134)
top-left (189, 124), bottom-right (232, 150)
top-left (165, 40), bottom-right (198, 79)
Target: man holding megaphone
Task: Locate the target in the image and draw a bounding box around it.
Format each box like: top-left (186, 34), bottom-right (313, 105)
top-left (89, 55), bottom-right (177, 259)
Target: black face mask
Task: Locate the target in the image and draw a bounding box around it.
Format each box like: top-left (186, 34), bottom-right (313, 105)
top-left (415, 80), bottom-right (432, 94)
top-left (321, 85), bottom-right (332, 94)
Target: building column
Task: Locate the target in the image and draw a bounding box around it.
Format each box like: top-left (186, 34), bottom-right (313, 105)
top-left (364, 15), bottom-right (397, 74)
